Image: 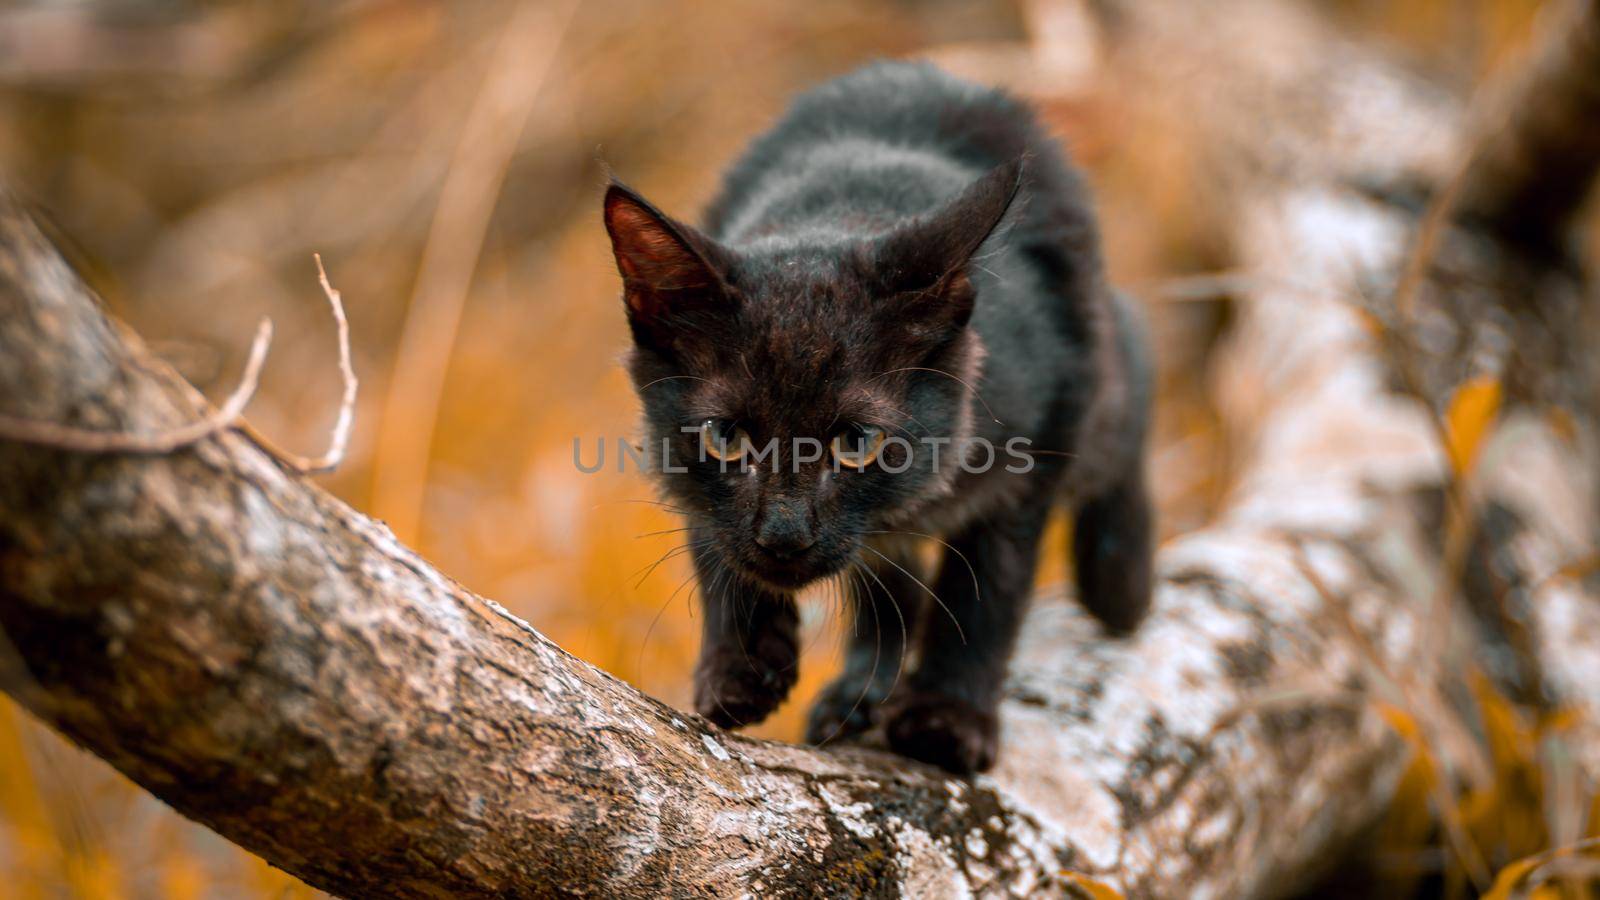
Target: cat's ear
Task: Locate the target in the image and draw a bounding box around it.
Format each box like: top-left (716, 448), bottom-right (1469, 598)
top-left (603, 182), bottom-right (735, 351)
top-left (872, 158), bottom-right (1024, 329)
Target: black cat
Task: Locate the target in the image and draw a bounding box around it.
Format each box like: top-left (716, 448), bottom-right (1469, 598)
top-left (602, 61), bottom-right (1153, 774)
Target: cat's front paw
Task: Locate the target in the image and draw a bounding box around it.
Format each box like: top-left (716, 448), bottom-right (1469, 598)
top-left (885, 691), bottom-right (998, 775)
top-left (804, 675), bottom-right (888, 745)
top-left (693, 638), bottom-right (798, 730)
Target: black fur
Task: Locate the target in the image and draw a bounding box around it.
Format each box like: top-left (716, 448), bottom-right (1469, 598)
top-left (603, 61), bottom-right (1153, 774)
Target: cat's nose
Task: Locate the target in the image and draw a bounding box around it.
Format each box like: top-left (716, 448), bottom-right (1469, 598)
top-left (755, 500), bottom-right (816, 558)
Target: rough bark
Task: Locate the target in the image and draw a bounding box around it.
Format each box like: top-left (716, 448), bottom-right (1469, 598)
top-left (0, 2), bottom-right (1597, 898)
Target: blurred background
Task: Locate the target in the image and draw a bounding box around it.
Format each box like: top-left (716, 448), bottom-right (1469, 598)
top-left (0, 0), bottom-right (1590, 896)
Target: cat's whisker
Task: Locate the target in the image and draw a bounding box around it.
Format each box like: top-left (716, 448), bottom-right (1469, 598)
top-left (969, 261), bottom-right (1005, 284)
top-left (634, 525), bottom-right (693, 540)
top-left (860, 564), bottom-right (907, 703)
top-left (631, 538), bottom-right (712, 589)
top-left (701, 575), bottom-right (746, 728)
top-left (853, 556), bottom-right (910, 700)
top-left (816, 566), bottom-right (884, 748)
top-left (1015, 448), bottom-right (1078, 459)
top-left (860, 544), bottom-right (964, 645)
top-left (628, 542), bottom-right (687, 585)
top-left (843, 571), bottom-right (861, 640)
top-left (869, 401), bottom-right (930, 438)
top-left (695, 558), bottom-right (752, 697)
top-left (825, 572), bottom-right (848, 639)
top-left (797, 576), bottom-right (834, 658)
top-left (867, 366), bottom-right (1004, 425)
top-left (864, 529), bottom-right (981, 606)
top-left (670, 567), bottom-right (700, 615)
top-left (865, 418), bottom-right (921, 447)
top-left (602, 497), bottom-right (692, 516)
top-left (637, 374), bottom-right (713, 391)
top-left (637, 569), bottom-right (700, 682)
top-left (831, 572), bottom-right (853, 644)
top-left (741, 577), bottom-right (763, 635)
top-left (859, 571), bottom-right (887, 708)
top-left (709, 564), bottom-right (763, 681)
top-left (967, 240), bottom-right (1012, 264)
top-left (846, 399), bottom-right (928, 444)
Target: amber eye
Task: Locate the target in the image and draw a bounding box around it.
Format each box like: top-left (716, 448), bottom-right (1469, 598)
top-left (699, 418), bottom-right (751, 463)
top-left (830, 423), bottom-right (886, 469)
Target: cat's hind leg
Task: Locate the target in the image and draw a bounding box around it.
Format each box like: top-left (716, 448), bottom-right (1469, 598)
top-left (1071, 466), bottom-right (1153, 635)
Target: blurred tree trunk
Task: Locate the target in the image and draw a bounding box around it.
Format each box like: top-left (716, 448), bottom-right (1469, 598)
top-left (1455, 0), bottom-right (1600, 253)
top-left (0, 1), bottom-right (1597, 897)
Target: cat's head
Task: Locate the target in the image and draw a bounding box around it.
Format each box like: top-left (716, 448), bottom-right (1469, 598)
top-left (602, 161), bottom-right (1020, 591)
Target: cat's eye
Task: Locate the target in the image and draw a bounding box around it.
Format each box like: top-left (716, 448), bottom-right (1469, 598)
top-left (699, 418), bottom-right (751, 463)
top-left (830, 423), bottom-right (886, 469)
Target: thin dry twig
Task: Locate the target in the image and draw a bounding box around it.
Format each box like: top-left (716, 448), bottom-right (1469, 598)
top-left (1391, 160), bottom-right (1474, 325)
top-left (0, 318), bottom-right (272, 453)
top-left (1139, 268), bottom-right (1331, 305)
top-left (1202, 685), bottom-right (1370, 740)
top-left (240, 254), bottom-right (359, 474)
top-left (0, 253), bottom-right (358, 477)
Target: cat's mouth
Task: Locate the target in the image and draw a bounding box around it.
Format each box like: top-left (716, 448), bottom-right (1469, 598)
top-left (741, 543), bottom-right (848, 592)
